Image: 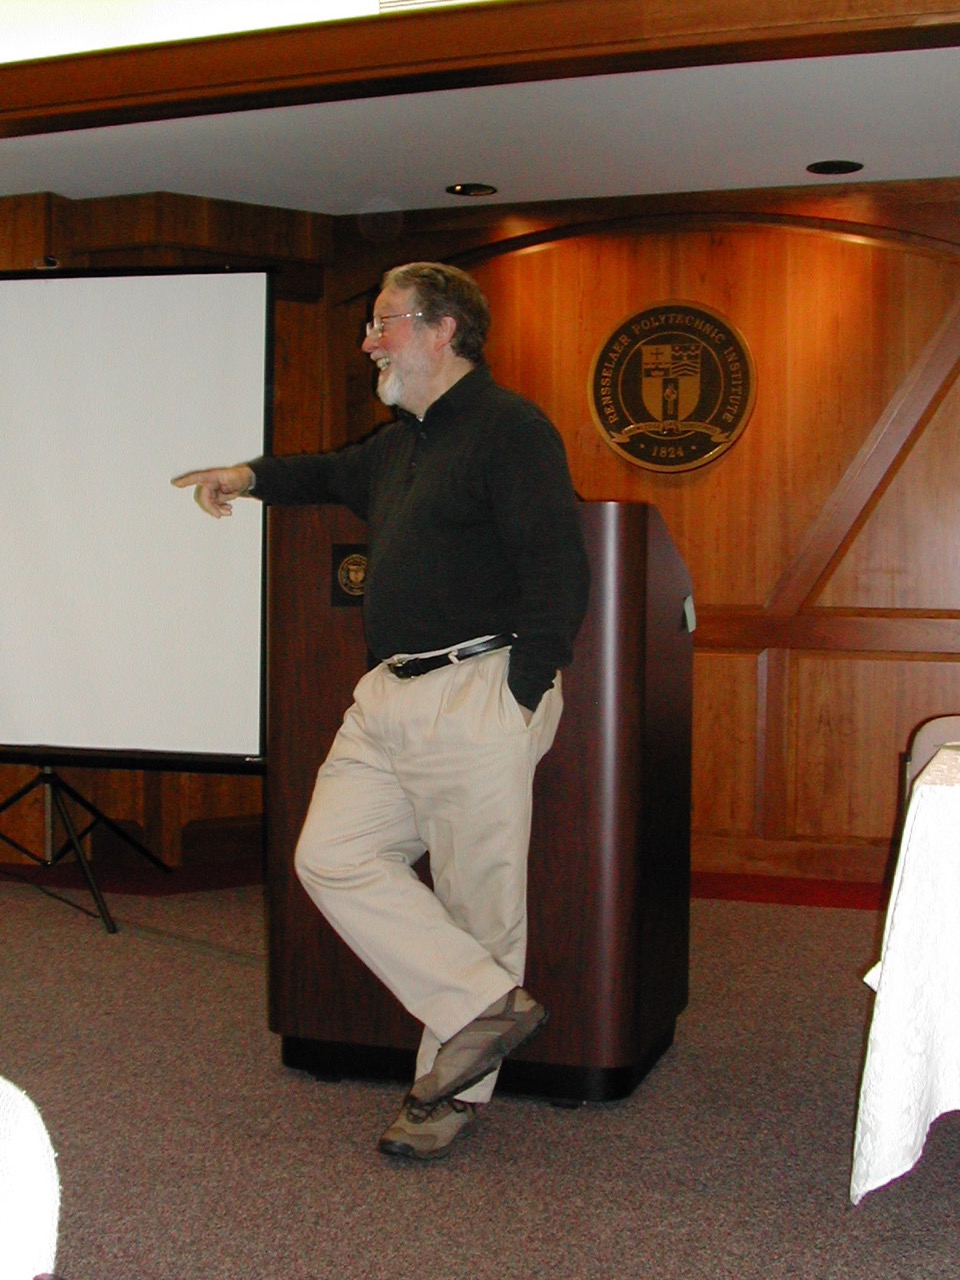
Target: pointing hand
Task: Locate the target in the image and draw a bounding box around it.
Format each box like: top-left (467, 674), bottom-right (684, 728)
top-left (171, 465), bottom-right (255, 518)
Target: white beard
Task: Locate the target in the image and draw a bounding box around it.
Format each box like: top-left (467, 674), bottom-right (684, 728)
top-left (373, 341), bottom-right (434, 414)
top-left (376, 361), bottom-right (402, 407)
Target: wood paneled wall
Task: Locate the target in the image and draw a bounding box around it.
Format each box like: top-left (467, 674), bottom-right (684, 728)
top-left (322, 203), bottom-right (960, 883)
top-left (489, 225), bottom-right (960, 880)
top-left (3, 185), bottom-right (960, 883)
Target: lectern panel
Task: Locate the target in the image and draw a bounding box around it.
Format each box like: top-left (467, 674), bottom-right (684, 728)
top-left (266, 502), bottom-right (692, 1101)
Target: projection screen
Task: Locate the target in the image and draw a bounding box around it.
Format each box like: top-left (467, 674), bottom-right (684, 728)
top-left (0, 270), bottom-right (269, 766)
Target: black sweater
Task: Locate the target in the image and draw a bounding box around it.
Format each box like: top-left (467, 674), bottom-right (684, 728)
top-left (249, 365), bottom-right (590, 710)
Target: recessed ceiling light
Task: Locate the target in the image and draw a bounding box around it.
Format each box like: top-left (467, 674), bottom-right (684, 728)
top-left (806, 160), bottom-right (865, 176)
top-left (446, 182), bottom-right (498, 197)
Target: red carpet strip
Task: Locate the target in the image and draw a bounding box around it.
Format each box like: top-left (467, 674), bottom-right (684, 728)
top-left (690, 871), bottom-right (888, 910)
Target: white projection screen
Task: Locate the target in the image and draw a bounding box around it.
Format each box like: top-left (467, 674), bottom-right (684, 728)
top-left (0, 270), bottom-right (269, 766)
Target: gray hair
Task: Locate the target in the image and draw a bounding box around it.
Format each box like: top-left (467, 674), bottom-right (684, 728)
top-left (381, 262), bottom-right (490, 363)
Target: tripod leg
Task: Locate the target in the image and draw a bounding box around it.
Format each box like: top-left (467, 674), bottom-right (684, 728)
top-left (53, 775), bottom-right (171, 873)
top-left (47, 818), bottom-right (97, 868)
top-left (49, 785), bottom-right (117, 934)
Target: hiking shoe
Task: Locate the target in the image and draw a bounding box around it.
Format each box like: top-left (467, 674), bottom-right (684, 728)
top-left (378, 1096), bottom-right (478, 1160)
top-left (408, 987), bottom-right (549, 1108)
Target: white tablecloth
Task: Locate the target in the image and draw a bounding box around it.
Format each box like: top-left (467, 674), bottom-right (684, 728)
top-left (850, 745), bottom-right (960, 1204)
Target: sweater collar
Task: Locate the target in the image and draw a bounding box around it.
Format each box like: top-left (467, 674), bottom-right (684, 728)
top-left (397, 362), bottom-right (491, 428)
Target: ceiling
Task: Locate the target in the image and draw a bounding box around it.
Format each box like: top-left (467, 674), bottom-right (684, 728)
top-left (1, 43), bottom-right (959, 217)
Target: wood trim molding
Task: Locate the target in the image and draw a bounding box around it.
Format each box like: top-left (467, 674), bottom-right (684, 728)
top-left (695, 609), bottom-right (960, 654)
top-left (691, 833), bottom-right (891, 881)
top-left (1, 0), bottom-right (959, 138)
top-left (452, 209), bottom-right (960, 272)
top-left (320, 183), bottom-right (960, 309)
top-left (765, 292), bottom-right (960, 617)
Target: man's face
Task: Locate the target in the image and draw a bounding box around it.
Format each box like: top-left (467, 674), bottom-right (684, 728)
top-left (362, 285), bottom-right (436, 414)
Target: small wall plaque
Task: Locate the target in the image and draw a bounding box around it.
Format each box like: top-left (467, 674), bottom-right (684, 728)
top-left (331, 544), bottom-right (367, 607)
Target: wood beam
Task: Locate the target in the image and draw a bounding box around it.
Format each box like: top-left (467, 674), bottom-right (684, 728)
top-left (1, 0), bottom-right (959, 138)
top-left (695, 609), bottom-right (960, 655)
top-left (765, 292), bottom-right (960, 617)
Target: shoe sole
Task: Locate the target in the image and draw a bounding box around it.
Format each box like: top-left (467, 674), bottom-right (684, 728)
top-left (378, 1112), bottom-right (477, 1161)
top-left (412, 1006), bottom-right (550, 1107)
top-left (378, 1135), bottom-right (459, 1160)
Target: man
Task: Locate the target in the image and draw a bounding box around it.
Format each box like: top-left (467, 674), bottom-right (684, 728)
top-left (174, 262), bottom-right (589, 1159)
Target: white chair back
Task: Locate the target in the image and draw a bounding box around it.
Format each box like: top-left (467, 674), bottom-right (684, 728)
top-left (0, 1077), bottom-right (59, 1280)
top-left (905, 714), bottom-right (960, 796)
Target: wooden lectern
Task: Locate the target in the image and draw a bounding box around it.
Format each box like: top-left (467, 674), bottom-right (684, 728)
top-left (265, 501), bottom-right (692, 1102)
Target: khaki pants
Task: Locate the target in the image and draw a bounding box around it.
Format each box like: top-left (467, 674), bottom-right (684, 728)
top-left (294, 646), bottom-right (562, 1103)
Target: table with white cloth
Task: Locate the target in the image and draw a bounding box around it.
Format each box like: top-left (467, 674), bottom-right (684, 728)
top-left (850, 744), bottom-right (960, 1204)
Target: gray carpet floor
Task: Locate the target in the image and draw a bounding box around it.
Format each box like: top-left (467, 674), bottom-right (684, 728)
top-left (2, 879), bottom-right (959, 1279)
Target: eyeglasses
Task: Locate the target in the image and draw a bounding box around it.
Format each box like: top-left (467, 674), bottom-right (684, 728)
top-left (365, 311), bottom-right (424, 339)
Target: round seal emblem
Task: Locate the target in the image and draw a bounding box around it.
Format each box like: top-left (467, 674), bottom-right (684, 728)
top-left (589, 301), bottom-right (755, 472)
top-left (336, 552), bottom-right (367, 598)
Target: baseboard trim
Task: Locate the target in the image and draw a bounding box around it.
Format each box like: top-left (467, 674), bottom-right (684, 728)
top-left (691, 834), bottom-right (895, 883)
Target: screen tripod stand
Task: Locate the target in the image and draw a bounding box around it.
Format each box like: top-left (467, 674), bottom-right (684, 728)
top-left (0, 767), bottom-right (170, 932)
